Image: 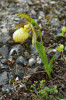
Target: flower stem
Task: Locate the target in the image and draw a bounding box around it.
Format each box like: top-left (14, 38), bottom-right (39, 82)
top-left (39, 27), bottom-right (43, 45)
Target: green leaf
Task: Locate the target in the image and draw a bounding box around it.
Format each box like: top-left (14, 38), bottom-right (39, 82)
top-left (62, 26), bottom-right (66, 33)
top-left (48, 55), bottom-right (55, 74)
top-left (35, 41), bottom-right (48, 69)
top-left (17, 13), bottom-right (31, 22)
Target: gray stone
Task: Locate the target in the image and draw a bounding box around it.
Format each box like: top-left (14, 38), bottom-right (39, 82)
top-left (39, 11), bottom-right (45, 17)
top-left (31, 9), bottom-right (36, 15)
top-left (16, 56), bottom-right (27, 65)
top-left (47, 49), bottom-right (56, 54)
top-left (9, 7), bottom-right (17, 12)
top-left (50, 1), bottom-right (56, 4)
top-left (9, 45), bottom-right (24, 56)
top-left (0, 45), bottom-right (8, 59)
top-left (0, 71), bottom-right (8, 86)
top-left (13, 64), bottom-right (24, 78)
top-left (2, 85), bottom-right (13, 93)
top-left (1, 59), bottom-right (7, 64)
top-left (0, 64), bottom-right (9, 69)
top-left (30, 45), bottom-right (38, 56)
top-left (37, 57), bottom-right (42, 64)
top-left (0, 33), bottom-right (11, 44)
top-left (51, 19), bottom-right (59, 27)
top-left (28, 58), bottom-right (35, 66)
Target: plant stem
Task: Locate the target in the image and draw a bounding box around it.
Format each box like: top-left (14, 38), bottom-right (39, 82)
top-left (39, 27), bottom-right (43, 45)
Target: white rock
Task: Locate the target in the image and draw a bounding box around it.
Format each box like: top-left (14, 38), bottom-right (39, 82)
top-left (29, 58), bottom-right (35, 66)
top-left (15, 77), bottom-right (19, 81)
top-left (37, 57), bottom-right (42, 64)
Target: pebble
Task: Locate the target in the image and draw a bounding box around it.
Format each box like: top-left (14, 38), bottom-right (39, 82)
top-left (39, 11), bottom-right (45, 17)
top-left (0, 71), bottom-right (8, 86)
top-left (0, 64), bottom-right (9, 69)
top-left (37, 57), bottom-right (42, 64)
top-left (2, 85), bottom-right (13, 93)
top-left (9, 7), bottom-right (17, 12)
top-left (50, 1), bottom-right (56, 4)
top-left (16, 56), bottom-right (27, 65)
top-left (30, 45), bottom-right (38, 56)
top-left (1, 59), bottom-right (7, 63)
top-left (0, 0), bottom-right (66, 99)
top-left (47, 49), bottom-right (57, 54)
top-left (51, 19), bottom-right (59, 27)
top-left (13, 64), bottom-right (24, 78)
top-left (0, 33), bottom-right (11, 44)
top-left (0, 45), bottom-right (8, 59)
top-left (31, 9), bottom-right (36, 15)
top-left (28, 58), bottom-right (35, 66)
top-left (9, 45), bottom-right (24, 56)
top-left (15, 77), bottom-right (19, 81)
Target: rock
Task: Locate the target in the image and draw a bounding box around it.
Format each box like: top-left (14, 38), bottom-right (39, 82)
top-left (31, 9), bottom-right (36, 15)
top-left (1, 28), bottom-right (8, 34)
top-left (37, 57), bottom-right (42, 64)
top-left (2, 85), bottom-right (13, 93)
top-left (15, 77), bottom-right (19, 81)
top-left (9, 7), bottom-right (17, 12)
top-left (0, 71), bottom-right (8, 86)
top-left (47, 49), bottom-right (56, 54)
top-left (38, 16), bottom-right (42, 20)
top-left (16, 56), bottom-right (27, 65)
top-left (14, 17), bottom-right (20, 21)
top-left (0, 64), bottom-right (9, 69)
top-left (28, 58), bottom-right (36, 66)
top-left (0, 33), bottom-right (11, 44)
top-left (27, 67), bottom-right (38, 74)
top-left (13, 64), bottom-right (24, 78)
top-left (0, 45), bottom-right (8, 59)
top-left (9, 44), bottom-right (24, 56)
top-left (1, 59), bottom-right (7, 64)
top-left (51, 19), bottom-right (59, 27)
top-left (50, 1), bottom-right (56, 4)
top-left (39, 11), bottom-right (45, 17)
top-left (30, 45), bottom-right (38, 56)
top-left (24, 51), bottom-right (30, 58)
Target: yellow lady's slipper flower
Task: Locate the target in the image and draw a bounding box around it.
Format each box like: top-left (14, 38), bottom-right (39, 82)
top-left (13, 25), bottom-right (30, 42)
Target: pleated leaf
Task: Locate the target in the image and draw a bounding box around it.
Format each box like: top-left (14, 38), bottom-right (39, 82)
top-left (48, 55), bottom-right (55, 74)
top-left (35, 41), bottom-right (48, 68)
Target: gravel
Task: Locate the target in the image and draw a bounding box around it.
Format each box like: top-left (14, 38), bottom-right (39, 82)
top-left (0, 0), bottom-right (65, 99)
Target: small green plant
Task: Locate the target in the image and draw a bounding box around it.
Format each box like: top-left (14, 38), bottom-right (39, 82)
top-left (55, 44), bottom-right (64, 53)
top-left (13, 13), bottom-right (55, 78)
top-left (30, 80), bottom-right (58, 100)
top-left (57, 26), bottom-right (66, 37)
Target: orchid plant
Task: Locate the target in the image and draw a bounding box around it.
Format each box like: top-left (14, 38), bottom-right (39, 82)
top-left (13, 13), bottom-right (55, 78)
top-left (57, 26), bottom-right (66, 37)
top-left (56, 44), bottom-right (64, 53)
